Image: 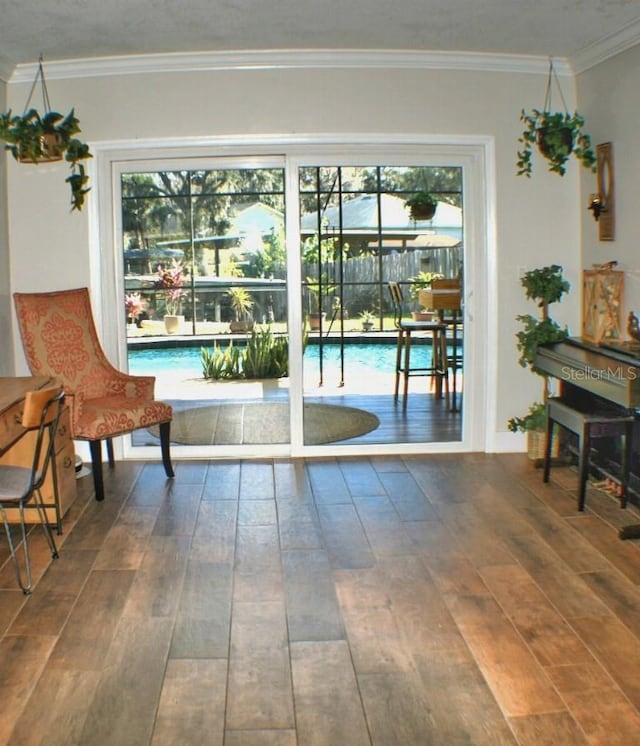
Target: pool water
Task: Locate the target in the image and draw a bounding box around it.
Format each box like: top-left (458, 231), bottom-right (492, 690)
top-left (127, 342), bottom-right (437, 378)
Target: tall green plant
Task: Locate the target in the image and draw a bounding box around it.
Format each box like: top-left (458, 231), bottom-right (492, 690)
top-left (201, 327), bottom-right (289, 380)
top-left (243, 327), bottom-right (289, 378)
top-left (508, 265), bottom-right (569, 432)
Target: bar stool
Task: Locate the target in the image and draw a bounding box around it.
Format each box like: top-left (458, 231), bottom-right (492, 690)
top-left (388, 282), bottom-right (449, 410)
top-left (543, 396), bottom-right (634, 511)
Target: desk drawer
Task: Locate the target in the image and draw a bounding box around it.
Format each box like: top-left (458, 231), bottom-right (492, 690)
top-left (0, 401), bottom-right (25, 453)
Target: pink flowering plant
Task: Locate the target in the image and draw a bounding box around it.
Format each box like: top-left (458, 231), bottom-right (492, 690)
top-left (124, 292), bottom-right (145, 322)
top-left (154, 260), bottom-right (185, 316)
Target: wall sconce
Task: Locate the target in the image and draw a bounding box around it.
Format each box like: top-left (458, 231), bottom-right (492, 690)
top-left (587, 193), bottom-right (603, 221)
top-left (592, 142), bottom-right (615, 241)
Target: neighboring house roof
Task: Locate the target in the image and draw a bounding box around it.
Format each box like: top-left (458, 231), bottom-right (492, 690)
top-left (301, 193), bottom-right (462, 240)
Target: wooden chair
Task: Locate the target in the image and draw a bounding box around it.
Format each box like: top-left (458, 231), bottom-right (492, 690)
top-left (387, 282), bottom-right (449, 410)
top-left (14, 288), bottom-right (174, 502)
top-left (0, 386), bottom-right (64, 593)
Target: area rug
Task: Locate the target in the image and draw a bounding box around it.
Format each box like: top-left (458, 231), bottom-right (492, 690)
top-left (150, 402), bottom-right (380, 445)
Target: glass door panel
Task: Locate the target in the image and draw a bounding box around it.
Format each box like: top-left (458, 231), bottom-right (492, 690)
top-left (121, 163), bottom-right (290, 448)
top-left (299, 164), bottom-right (464, 446)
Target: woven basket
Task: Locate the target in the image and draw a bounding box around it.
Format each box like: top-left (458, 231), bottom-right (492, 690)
top-left (527, 429), bottom-right (560, 461)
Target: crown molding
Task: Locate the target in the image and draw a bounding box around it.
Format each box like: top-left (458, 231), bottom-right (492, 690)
top-left (571, 18), bottom-right (640, 73)
top-left (8, 49), bottom-right (572, 83)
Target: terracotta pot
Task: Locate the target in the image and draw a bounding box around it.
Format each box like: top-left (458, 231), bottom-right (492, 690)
top-left (308, 312), bottom-right (326, 331)
top-left (229, 320), bottom-right (254, 333)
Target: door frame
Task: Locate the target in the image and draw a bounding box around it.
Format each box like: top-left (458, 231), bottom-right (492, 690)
top-left (92, 134), bottom-right (495, 460)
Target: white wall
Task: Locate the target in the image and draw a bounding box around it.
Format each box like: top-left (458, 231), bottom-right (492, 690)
top-left (5, 61), bottom-right (583, 449)
top-left (578, 45), bottom-right (640, 320)
top-left (0, 78), bottom-right (13, 376)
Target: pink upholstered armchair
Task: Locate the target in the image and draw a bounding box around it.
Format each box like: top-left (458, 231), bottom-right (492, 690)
top-left (14, 287), bottom-right (174, 501)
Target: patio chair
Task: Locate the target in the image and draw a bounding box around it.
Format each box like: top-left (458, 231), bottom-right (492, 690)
top-left (14, 287), bottom-right (174, 502)
top-left (0, 385), bottom-right (64, 593)
top-left (388, 282), bottom-right (449, 410)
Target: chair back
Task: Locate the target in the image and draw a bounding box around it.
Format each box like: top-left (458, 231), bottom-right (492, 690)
top-left (387, 282), bottom-right (405, 328)
top-left (22, 386), bottom-right (65, 493)
top-left (14, 287), bottom-right (114, 397)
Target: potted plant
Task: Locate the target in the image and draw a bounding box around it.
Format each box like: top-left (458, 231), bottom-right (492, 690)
top-left (516, 59), bottom-right (596, 178)
top-left (154, 260), bottom-right (185, 334)
top-left (124, 292), bottom-right (145, 331)
top-left (508, 264), bottom-right (570, 459)
top-left (305, 274), bottom-right (335, 331)
top-left (359, 309), bottom-right (375, 331)
top-left (405, 191), bottom-right (438, 221)
top-left (408, 271), bottom-right (443, 320)
top-left (517, 109), bottom-right (597, 177)
top-left (0, 108), bottom-right (92, 210)
top-left (227, 286), bottom-right (255, 333)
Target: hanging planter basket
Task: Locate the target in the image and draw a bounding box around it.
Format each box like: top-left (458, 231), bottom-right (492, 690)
top-left (0, 56), bottom-right (92, 210)
top-left (536, 126), bottom-right (574, 161)
top-left (18, 131), bottom-right (63, 163)
top-left (409, 202), bottom-right (437, 221)
top-left (516, 59), bottom-right (596, 177)
top-left (405, 192), bottom-right (438, 221)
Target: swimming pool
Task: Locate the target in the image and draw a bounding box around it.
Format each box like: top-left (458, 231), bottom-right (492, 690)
top-left (127, 341), bottom-right (438, 378)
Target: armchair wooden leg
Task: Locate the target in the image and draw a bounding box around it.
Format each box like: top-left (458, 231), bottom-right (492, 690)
top-left (89, 440), bottom-right (105, 502)
top-left (159, 421), bottom-right (175, 479)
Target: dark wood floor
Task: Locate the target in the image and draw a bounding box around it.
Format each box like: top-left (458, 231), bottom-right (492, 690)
top-left (2, 453), bottom-right (640, 745)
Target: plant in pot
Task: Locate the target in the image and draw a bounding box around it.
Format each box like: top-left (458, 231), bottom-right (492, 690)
top-left (227, 286), bottom-right (255, 333)
top-left (0, 59), bottom-right (92, 210)
top-left (508, 264), bottom-right (570, 460)
top-left (516, 59), bottom-right (596, 177)
top-left (408, 271), bottom-right (443, 320)
top-left (305, 274), bottom-right (335, 331)
top-left (359, 309), bottom-right (375, 331)
top-left (154, 260), bottom-right (185, 334)
top-left (405, 191), bottom-right (438, 221)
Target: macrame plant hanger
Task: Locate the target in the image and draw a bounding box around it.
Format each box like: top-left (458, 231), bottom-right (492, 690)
top-left (543, 58), bottom-right (569, 115)
top-left (20, 54), bottom-right (63, 163)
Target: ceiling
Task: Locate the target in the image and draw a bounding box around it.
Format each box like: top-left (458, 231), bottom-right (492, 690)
top-left (1, 0), bottom-right (640, 76)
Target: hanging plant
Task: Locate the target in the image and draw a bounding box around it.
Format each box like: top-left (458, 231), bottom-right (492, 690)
top-left (0, 57), bottom-right (92, 211)
top-left (516, 60), bottom-right (596, 177)
top-left (405, 191), bottom-right (438, 220)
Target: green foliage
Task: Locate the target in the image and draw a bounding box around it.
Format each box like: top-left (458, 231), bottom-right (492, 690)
top-left (201, 342), bottom-right (241, 379)
top-left (242, 327), bottom-right (289, 378)
top-left (405, 190), bottom-right (437, 212)
top-left (0, 107), bottom-right (92, 210)
top-left (517, 109), bottom-right (596, 177)
top-left (201, 327), bottom-right (289, 380)
top-left (407, 271), bottom-right (444, 304)
top-left (226, 286), bottom-right (254, 321)
top-left (515, 315), bottom-right (568, 371)
top-left (246, 227), bottom-right (286, 278)
top-left (507, 402), bottom-right (546, 433)
top-left (520, 264), bottom-right (570, 308)
top-left (509, 264), bottom-right (570, 431)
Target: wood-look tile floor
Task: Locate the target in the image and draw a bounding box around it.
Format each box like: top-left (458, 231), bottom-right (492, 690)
top-left (1, 453), bottom-right (640, 745)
